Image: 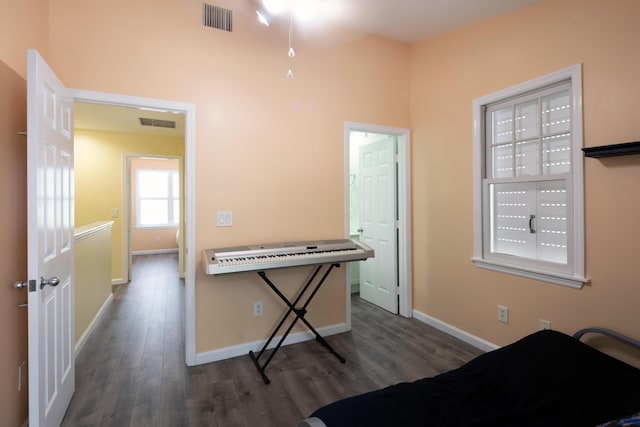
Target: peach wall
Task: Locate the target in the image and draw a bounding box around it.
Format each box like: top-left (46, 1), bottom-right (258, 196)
top-left (0, 0), bottom-right (48, 424)
top-left (0, 0), bottom-right (48, 78)
top-left (410, 0), bottom-right (640, 347)
top-left (130, 157), bottom-right (180, 253)
top-left (0, 60), bottom-right (30, 427)
top-left (49, 0), bottom-right (410, 352)
top-left (75, 130), bottom-right (184, 281)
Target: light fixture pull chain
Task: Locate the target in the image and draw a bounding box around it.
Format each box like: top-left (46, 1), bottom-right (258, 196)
top-left (288, 16), bottom-right (295, 56)
top-left (287, 16), bottom-right (295, 78)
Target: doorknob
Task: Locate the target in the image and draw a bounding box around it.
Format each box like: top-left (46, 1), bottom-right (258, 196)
top-left (40, 276), bottom-right (60, 290)
top-left (14, 281), bottom-right (28, 290)
top-left (357, 228), bottom-right (364, 233)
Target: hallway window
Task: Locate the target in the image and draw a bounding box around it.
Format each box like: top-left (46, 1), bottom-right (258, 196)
top-left (136, 169), bottom-right (179, 227)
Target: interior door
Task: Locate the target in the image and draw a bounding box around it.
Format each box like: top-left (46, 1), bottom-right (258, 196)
top-left (27, 49), bottom-right (75, 427)
top-left (359, 136), bottom-right (398, 314)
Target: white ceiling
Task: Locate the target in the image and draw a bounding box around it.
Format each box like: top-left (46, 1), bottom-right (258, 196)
top-left (74, 0), bottom-right (542, 135)
top-left (325, 0), bottom-right (541, 43)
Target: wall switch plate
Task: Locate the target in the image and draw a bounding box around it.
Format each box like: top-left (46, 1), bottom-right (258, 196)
top-left (217, 211), bottom-right (232, 227)
top-left (498, 305), bottom-right (509, 324)
top-left (111, 208), bottom-right (118, 218)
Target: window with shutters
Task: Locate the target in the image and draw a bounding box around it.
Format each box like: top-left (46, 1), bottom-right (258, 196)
top-left (472, 65), bottom-right (588, 288)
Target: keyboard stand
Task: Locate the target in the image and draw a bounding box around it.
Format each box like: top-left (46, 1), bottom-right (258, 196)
top-left (248, 263), bottom-right (346, 384)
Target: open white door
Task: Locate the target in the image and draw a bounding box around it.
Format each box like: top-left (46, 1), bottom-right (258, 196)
top-left (359, 136), bottom-right (398, 314)
top-left (27, 49), bottom-right (75, 427)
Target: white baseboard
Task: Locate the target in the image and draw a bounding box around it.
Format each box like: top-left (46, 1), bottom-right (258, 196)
top-left (112, 277), bottom-right (127, 285)
top-left (194, 322), bottom-right (349, 365)
top-left (412, 309), bottom-right (499, 353)
top-left (132, 248), bottom-right (179, 255)
top-left (75, 293), bottom-right (114, 358)
top-left (192, 312), bottom-right (498, 367)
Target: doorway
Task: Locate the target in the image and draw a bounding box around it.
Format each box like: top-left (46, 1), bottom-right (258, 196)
top-left (71, 89), bottom-right (197, 366)
top-left (344, 122), bottom-right (412, 326)
top-left (124, 155), bottom-right (184, 280)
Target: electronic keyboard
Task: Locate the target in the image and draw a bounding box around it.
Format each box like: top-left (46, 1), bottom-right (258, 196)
top-left (202, 239), bottom-right (374, 275)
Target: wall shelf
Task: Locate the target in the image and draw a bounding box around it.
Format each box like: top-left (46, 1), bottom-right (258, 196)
top-left (582, 141), bottom-right (640, 158)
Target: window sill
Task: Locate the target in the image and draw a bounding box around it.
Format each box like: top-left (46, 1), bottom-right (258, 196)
top-left (471, 258), bottom-right (589, 289)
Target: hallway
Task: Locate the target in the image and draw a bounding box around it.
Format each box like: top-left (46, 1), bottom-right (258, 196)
top-left (62, 253), bottom-right (186, 426)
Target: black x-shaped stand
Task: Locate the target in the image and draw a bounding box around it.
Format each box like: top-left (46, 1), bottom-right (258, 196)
top-left (248, 263), bottom-right (346, 384)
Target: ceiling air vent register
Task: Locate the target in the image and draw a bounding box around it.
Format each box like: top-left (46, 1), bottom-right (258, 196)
top-left (138, 118), bottom-right (176, 129)
top-left (202, 3), bottom-right (233, 32)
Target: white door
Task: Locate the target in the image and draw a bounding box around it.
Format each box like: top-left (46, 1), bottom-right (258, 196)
top-left (359, 136), bottom-right (397, 313)
top-left (27, 49), bottom-right (75, 427)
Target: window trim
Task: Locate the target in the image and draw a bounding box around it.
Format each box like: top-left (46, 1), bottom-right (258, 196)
top-left (472, 64), bottom-right (588, 289)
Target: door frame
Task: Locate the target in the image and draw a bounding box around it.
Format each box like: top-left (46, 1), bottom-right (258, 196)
top-left (344, 122), bottom-right (412, 324)
top-left (70, 89), bottom-right (197, 366)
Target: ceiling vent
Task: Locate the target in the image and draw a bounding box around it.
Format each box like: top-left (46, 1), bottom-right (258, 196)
top-left (138, 117), bottom-right (176, 129)
top-left (202, 3), bottom-right (233, 32)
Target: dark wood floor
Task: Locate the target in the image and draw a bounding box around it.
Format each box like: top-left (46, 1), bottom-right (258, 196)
top-left (62, 254), bottom-right (483, 426)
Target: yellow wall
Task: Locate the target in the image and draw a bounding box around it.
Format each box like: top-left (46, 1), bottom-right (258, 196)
top-left (410, 0), bottom-right (640, 346)
top-left (130, 157), bottom-right (180, 253)
top-left (0, 0), bottom-right (48, 424)
top-left (74, 222), bottom-right (114, 345)
top-left (75, 129), bottom-right (184, 282)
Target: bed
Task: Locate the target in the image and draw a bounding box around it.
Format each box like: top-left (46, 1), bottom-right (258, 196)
top-left (299, 328), bottom-right (640, 427)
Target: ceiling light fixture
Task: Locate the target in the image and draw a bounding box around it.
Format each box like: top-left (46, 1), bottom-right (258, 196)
top-left (293, 0), bottom-right (321, 23)
top-left (258, 0), bottom-right (323, 20)
top-left (263, 0), bottom-right (287, 15)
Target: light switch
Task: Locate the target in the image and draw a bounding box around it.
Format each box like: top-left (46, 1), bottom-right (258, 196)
top-left (111, 208), bottom-right (118, 218)
top-left (217, 211), bottom-right (232, 227)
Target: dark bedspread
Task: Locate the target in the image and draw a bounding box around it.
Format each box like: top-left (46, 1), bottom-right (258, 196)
top-left (309, 330), bottom-right (640, 427)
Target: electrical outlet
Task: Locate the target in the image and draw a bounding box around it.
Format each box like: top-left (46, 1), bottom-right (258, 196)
top-left (539, 319), bottom-right (551, 330)
top-left (498, 305), bottom-right (509, 324)
top-left (253, 301), bottom-right (263, 317)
